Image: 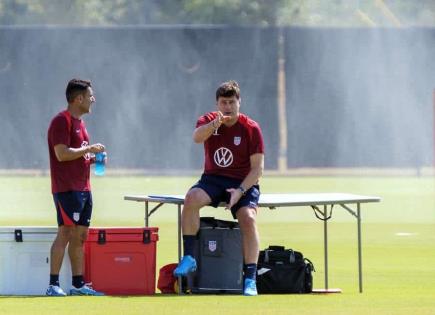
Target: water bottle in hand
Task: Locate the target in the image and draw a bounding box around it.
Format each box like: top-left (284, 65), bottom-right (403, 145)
top-left (94, 152), bottom-right (107, 176)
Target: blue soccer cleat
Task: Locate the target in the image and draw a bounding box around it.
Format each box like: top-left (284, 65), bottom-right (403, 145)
top-left (243, 278), bottom-right (258, 296)
top-left (46, 285), bottom-right (67, 297)
top-left (173, 255), bottom-right (197, 277)
top-left (70, 284), bottom-right (104, 296)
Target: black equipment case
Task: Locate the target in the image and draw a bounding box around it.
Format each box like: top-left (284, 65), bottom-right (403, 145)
top-left (188, 217), bottom-right (243, 294)
top-left (257, 245), bottom-right (315, 294)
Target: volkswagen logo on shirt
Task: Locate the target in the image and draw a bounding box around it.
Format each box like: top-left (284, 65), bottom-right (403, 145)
top-left (213, 147), bottom-right (233, 167)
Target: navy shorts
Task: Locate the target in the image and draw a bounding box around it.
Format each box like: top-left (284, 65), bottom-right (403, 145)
top-left (53, 191), bottom-right (93, 227)
top-left (191, 174), bottom-right (260, 219)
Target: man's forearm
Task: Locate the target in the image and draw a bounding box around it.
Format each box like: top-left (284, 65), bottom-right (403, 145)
top-left (240, 166), bottom-right (263, 191)
top-left (55, 143), bottom-right (105, 162)
top-left (193, 121), bottom-right (217, 143)
top-left (56, 146), bottom-right (90, 162)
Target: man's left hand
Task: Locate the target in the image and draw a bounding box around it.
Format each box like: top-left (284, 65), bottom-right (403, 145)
top-left (226, 188), bottom-right (243, 210)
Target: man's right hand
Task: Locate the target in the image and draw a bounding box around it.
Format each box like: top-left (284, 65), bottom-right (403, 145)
top-left (212, 111), bottom-right (231, 129)
top-left (87, 143), bottom-right (105, 153)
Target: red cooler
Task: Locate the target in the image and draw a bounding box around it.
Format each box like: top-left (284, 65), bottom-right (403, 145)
top-left (85, 227), bottom-right (159, 295)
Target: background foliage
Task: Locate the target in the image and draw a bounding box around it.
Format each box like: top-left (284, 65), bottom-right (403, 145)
top-left (0, 0), bottom-right (434, 27)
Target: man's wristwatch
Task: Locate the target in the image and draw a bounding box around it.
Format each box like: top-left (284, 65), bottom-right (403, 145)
top-left (238, 185), bottom-right (246, 195)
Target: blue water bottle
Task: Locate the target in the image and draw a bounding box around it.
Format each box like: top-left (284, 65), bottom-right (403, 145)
top-left (94, 152), bottom-right (106, 176)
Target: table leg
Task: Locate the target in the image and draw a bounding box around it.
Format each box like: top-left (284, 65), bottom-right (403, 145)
top-left (145, 201), bottom-right (149, 227)
top-left (177, 204), bottom-right (182, 295)
top-left (324, 204), bottom-right (329, 290)
top-left (357, 203), bottom-right (363, 293)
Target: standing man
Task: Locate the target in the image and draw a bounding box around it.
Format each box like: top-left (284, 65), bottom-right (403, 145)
top-left (46, 79), bottom-right (105, 296)
top-left (174, 80), bottom-right (264, 296)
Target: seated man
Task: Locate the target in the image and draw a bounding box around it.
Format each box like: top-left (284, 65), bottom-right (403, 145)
top-left (173, 80), bottom-right (264, 296)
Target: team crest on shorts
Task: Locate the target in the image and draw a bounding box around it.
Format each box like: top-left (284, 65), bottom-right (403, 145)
top-left (208, 240), bottom-right (217, 252)
top-left (234, 136), bottom-right (241, 146)
top-left (73, 212), bottom-right (80, 222)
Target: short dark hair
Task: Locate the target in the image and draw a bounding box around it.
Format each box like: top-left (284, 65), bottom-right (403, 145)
top-left (216, 80), bottom-right (240, 101)
top-left (65, 79), bottom-right (92, 103)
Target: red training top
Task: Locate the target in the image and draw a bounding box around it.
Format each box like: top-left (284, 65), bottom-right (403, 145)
top-left (196, 112), bottom-right (264, 180)
top-left (47, 110), bottom-right (91, 193)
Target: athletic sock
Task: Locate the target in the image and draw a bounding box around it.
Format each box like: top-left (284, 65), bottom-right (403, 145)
top-left (244, 263), bottom-right (257, 280)
top-left (49, 274), bottom-right (60, 286)
top-left (72, 275), bottom-right (85, 288)
top-left (183, 235), bottom-right (196, 257)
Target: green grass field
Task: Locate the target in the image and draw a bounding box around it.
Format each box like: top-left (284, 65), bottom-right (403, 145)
top-left (0, 175), bottom-right (434, 315)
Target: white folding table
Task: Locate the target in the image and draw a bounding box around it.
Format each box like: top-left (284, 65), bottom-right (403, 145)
top-left (124, 193), bottom-right (381, 293)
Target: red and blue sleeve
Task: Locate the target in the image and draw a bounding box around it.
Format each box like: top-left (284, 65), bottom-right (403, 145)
top-left (195, 112), bottom-right (215, 128)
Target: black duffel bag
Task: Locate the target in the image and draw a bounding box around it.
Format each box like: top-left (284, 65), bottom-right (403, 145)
top-left (256, 245), bottom-right (315, 294)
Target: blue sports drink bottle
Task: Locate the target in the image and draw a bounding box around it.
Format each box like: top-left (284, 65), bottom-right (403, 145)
top-left (94, 152), bottom-right (106, 176)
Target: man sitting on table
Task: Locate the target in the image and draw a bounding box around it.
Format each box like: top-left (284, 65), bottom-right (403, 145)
top-left (173, 80), bottom-right (265, 296)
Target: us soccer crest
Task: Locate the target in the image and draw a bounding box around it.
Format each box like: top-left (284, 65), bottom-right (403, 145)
top-left (234, 136), bottom-right (241, 146)
top-left (73, 212), bottom-right (80, 222)
top-left (208, 240), bottom-right (217, 252)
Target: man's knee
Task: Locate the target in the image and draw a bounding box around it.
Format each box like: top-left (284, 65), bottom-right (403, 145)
top-left (78, 231), bottom-right (88, 243)
top-left (237, 208), bottom-right (257, 229)
top-left (56, 226), bottom-right (73, 241)
top-left (69, 227), bottom-right (88, 246)
top-left (184, 188), bottom-right (209, 209)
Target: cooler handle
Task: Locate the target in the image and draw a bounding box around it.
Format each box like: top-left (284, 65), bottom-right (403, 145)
top-left (143, 230), bottom-right (150, 244)
top-left (14, 229), bottom-right (23, 242)
top-left (98, 230), bottom-right (106, 244)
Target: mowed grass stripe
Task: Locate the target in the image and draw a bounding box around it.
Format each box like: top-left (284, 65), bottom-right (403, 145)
top-left (0, 176), bottom-right (434, 314)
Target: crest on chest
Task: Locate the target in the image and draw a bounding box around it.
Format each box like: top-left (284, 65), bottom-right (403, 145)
top-left (233, 136), bottom-right (241, 146)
